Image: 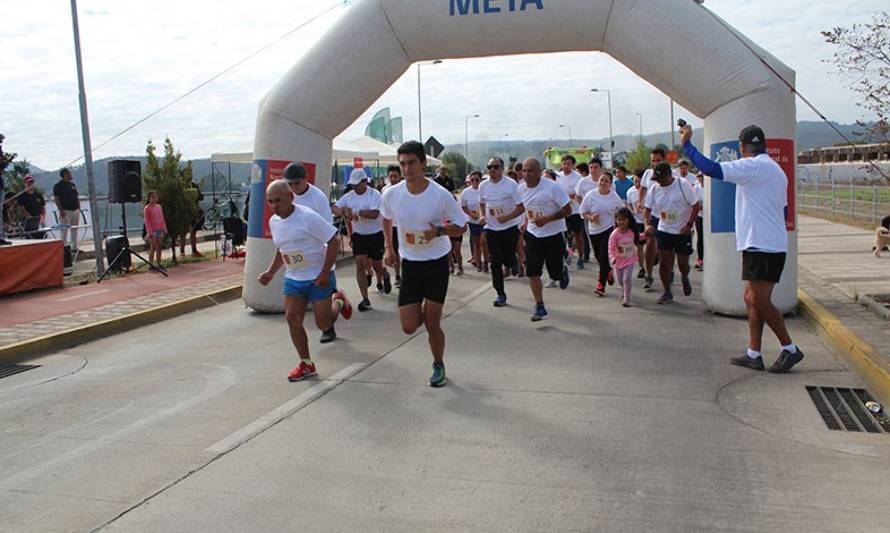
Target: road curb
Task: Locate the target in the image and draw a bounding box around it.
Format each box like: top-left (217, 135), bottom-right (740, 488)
top-left (798, 289), bottom-right (890, 407)
top-left (0, 285), bottom-right (243, 366)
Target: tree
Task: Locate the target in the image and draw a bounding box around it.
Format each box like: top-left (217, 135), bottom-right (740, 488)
top-left (440, 151), bottom-right (469, 183)
top-left (142, 137), bottom-right (198, 264)
top-left (624, 139), bottom-right (651, 174)
top-left (823, 12), bottom-right (890, 143)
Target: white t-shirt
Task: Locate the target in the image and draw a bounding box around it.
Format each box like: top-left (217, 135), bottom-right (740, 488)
top-left (460, 187), bottom-right (482, 224)
top-left (380, 180), bottom-right (469, 262)
top-left (517, 178), bottom-right (571, 239)
top-left (381, 182), bottom-right (401, 226)
top-left (720, 153), bottom-right (788, 253)
top-left (269, 205), bottom-right (337, 282)
top-left (693, 183), bottom-right (704, 219)
top-left (555, 170), bottom-right (583, 215)
top-left (677, 171), bottom-right (697, 187)
top-left (292, 183), bottom-right (333, 226)
top-left (335, 187), bottom-right (383, 235)
top-left (644, 177), bottom-right (699, 235)
top-left (580, 188), bottom-right (625, 234)
top-left (640, 168), bottom-right (654, 190)
top-left (574, 176), bottom-right (597, 208)
top-left (478, 177), bottom-right (522, 231)
top-left (625, 186), bottom-right (645, 224)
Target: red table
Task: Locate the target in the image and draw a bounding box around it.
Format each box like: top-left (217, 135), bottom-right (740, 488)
top-left (0, 239), bottom-right (64, 296)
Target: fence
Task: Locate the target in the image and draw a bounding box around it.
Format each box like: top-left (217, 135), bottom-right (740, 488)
top-left (796, 181), bottom-right (890, 225)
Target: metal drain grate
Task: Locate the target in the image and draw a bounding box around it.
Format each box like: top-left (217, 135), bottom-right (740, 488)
top-left (0, 364), bottom-right (41, 380)
top-left (806, 386), bottom-right (890, 434)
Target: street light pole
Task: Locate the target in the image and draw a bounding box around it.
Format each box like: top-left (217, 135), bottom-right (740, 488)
top-left (636, 113), bottom-right (643, 143)
top-left (465, 114), bottom-right (479, 171)
top-left (69, 0), bottom-right (105, 274)
top-left (416, 59), bottom-right (442, 142)
top-left (591, 89), bottom-right (613, 167)
top-left (670, 98), bottom-right (676, 147)
top-left (559, 124), bottom-right (573, 146)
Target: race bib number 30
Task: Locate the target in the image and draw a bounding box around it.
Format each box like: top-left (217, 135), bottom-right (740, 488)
top-left (404, 231), bottom-right (433, 248)
top-left (281, 251), bottom-right (307, 270)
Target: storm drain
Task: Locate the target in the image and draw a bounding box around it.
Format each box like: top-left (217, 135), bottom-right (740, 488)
top-left (0, 364), bottom-right (41, 380)
top-left (806, 386), bottom-right (890, 434)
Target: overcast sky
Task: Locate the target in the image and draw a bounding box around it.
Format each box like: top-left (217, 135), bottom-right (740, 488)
top-left (3, 0), bottom-right (885, 169)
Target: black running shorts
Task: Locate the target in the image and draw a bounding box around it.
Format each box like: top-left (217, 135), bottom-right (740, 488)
top-left (742, 251), bottom-right (786, 284)
top-left (398, 254), bottom-right (450, 306)
top-left (351, 231), bottom-right (384, 260)
top-left (524, 232), bottom-right (565, 279)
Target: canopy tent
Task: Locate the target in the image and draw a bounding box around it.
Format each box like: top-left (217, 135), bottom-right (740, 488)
top-left (210, 136), bottom-right (441, 167)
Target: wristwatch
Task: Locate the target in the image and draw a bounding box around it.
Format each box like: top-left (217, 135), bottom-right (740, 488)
top-left (436, 226), bottom-right (446, 237)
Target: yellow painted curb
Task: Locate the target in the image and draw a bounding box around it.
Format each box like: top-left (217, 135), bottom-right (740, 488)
top-left (0, 285), bottom-right (242, 366)
top-left (798, 289), bottom-right (890, 406)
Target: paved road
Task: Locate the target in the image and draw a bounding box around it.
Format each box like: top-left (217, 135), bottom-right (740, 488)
top-left (2, 263), bottom-right (889, 532)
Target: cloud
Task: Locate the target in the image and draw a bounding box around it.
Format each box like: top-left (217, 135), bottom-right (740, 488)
top-left (4, 0), bottom-right (884, 169)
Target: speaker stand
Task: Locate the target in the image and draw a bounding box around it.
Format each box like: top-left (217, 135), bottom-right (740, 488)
top-left (98, 241), bottom-right (167, 283)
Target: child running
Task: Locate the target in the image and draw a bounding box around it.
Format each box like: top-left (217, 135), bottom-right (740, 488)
top-left (143, 190), bottom-right (167, 269)
top-left (608, 207), bottom-right (641, 307)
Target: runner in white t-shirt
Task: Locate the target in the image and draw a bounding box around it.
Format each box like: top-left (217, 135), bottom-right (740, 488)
top-left (681, 123), bottom-right (804, 373)
top-left (574, 158), bottom-right (604, 267)
top-left (638, 148), bottom-right (666, 290)
top-left (380, 164), bottom-right (403, 287)
top-left (580, 171), bottom-right (625, 296)
top-left (460, 170), bottom-right (489, 273)
top-left (624, 172), bottom-right (648, 280)
top-left (380, 141), bottom-right (469, 388)
top-left (478, 157), bottom-right (525, 307)
top-left (258, 180), bottom-right (352, 382)
top-left (333, 169), bottom-right (390, 312)
top-left (676, 160), bottom-right (697, 188)
top-left (518, 158), bottom-right (572, 322)
top-left (642, 163), bottom-right (701, 304)
top-left (555, 154), bottom-right (587, 272)
top-left (283, 162), bottom-right (339, 343)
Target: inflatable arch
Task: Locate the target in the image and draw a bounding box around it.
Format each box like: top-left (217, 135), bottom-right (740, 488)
top-left (245, 0), bottom-right (797, 316)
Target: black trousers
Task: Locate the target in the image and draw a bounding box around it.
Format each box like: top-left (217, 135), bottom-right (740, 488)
top-left (485, 226), bottom-right (519, 296)
top-left (695, 217), bottom-right (704, 261)
top-left (589, 227), bottom-right (613, 286)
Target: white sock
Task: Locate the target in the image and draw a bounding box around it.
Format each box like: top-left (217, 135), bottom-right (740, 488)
top-left (747, 349), bottom-right (762, 359)
top-left (782, 343), bottom-right (797, 354)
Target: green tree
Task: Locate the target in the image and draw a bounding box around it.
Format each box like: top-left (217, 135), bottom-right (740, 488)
top-left (624, 139), bottom-right (652, 174)
top-left (440, 151), bottom-right (469, 184)
top-left (2, 159), bottom-right (32, 194)
top-left (142, 137), bottom-right (197, 264)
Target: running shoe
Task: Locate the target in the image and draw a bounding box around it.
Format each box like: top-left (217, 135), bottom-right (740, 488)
top-left (383, 274), bottom-right (392, 294)
top-left (768, 348), bottom-right (805, 374)
top-left (682, 275), bottom-right (693, 296)
top-left (477, 264), bottom-right (483, 273)
top-left (493, 294), bottom-right (507, 307)
top-left (621, 299), bottom-right (631, 308)
top-left (333, 290), bottom-right (352, 319)
top-left (546, 279), bottom-right (558, 288)
top-left (657, 291), bottom-right (674, 304)
top-left (319, 327), bottom-right (337, 344)
top-left (576, 259), bottom-right (585, 270)
top-left (377, 280), bottom-right (384, 292)
top-left (457, 267), bottom-right (464, 276)
top-left (607, 271), bottom-right (614, 286)
top-left (694, 259), bottom-right (704, 271)
top-left (288, 361), bottom-right (317, 382)
top-left (510, 261), bottom-right (520, 277)
top-left (594, 283), bottom-right (605, 297)
top-left (730, 354), bottom-right (765, 371)
top-left (483, 263), bottom-right (490, 273)
top-left (637, 268), bottom-right (646, 279)
top-left (358, 298), bottom-right (372, 312)
top-left (559, 263), bottom-right (570, 290)
top-left (644, 277), bottom-right (654, 290)
top-left (531, 303), bottom-right (549, 322)
top-left (430, 362), bottom-right (447, 388)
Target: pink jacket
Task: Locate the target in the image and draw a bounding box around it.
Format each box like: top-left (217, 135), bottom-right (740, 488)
top-left (608, 228), bottom-right (638, 269)
top-left (144, 203), bottom-right (168, 234)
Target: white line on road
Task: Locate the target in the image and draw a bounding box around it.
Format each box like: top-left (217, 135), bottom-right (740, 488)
top-left (58, 289), bottom-right (110, 302)
top-left (205, 362), bottom-right (367, 455)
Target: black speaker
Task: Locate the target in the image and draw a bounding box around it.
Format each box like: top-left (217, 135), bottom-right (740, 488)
top-left (108, 160), bottom-right (142, 204)
top-left (105, 235), bottom-right (131, 271)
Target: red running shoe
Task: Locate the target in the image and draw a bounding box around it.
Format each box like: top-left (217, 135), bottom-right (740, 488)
top-left (288, 361), bottom-right (317, 382)
top-left (333, 290), bottom-right (352, 320)
top-left (594, 283), bottom-right (605, 296)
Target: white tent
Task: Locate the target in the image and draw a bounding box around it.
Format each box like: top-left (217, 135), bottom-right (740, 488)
top-left (210, 136), bottom-right (441, 167)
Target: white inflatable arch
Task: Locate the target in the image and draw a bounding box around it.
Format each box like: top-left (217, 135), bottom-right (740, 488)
top-left (245, 0), bottom-right (798, 316)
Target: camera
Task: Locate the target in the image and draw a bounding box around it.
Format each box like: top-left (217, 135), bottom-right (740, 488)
top-left (677, 119), bottom-right (687, 128)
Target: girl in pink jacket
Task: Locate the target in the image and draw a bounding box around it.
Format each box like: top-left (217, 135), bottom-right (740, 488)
top-left (608, 207), bottom-right (640, 307)
top-left (143, 190), bottom-right (167, 269)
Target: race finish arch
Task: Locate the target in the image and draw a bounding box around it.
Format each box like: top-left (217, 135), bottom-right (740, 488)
top-left (245, 0), bottom-right (797, 316)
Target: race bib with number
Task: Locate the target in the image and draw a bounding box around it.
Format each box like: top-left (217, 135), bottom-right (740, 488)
top-left (489, 206), bottom-right (506, 217)
top-left (281, 251), bottom-right (306, 271)
top-left (403, 231), bottom-right (433, 248)
top-left (527, 209), bottom-right (544, 221)
top-left (660, 211), bottom-right (679, 223)
top-left (619, 243), bottom-right (636, 257)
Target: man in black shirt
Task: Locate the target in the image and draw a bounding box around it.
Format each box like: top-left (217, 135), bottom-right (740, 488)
top-left (17, 175), bottom-right (46, 239)
top-left (434, 165), bottom-right (454, 193)
top-left (53, 168), bottom-right (81, 249)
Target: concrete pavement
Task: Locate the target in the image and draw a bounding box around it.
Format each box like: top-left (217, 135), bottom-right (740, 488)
top-left (2, 258), bottom-right (889, 532)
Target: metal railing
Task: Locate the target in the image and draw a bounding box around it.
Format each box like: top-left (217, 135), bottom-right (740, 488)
top-left (796, 181), bottom-right (890, 225)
